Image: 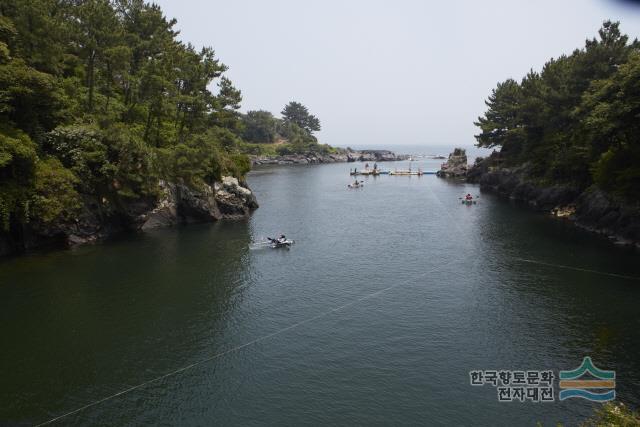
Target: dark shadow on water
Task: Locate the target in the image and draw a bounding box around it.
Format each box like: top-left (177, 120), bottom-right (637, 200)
top-left (0, 221), bottom-right (253, 424)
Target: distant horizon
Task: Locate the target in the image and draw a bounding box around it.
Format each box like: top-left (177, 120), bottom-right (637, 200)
top-left (336, 143), bottom-right (493, 158)
top-left (155, 0), bottom-right (640, 148)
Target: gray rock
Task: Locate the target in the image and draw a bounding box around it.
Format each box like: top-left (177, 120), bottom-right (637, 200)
top-left (436, 148), bottom-right (468, 178)
top-left (467, 161), bottom-right (640, 248)
top-left (140, 177), bottom-right (258, 228)
top-left (250, 149), bottom-right (401, 166)
top-left (214, 176), bottom-right (259, 218)
top-left (2, 175), bottom-right (259, 257)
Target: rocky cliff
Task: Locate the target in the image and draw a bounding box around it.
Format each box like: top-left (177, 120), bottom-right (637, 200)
top-left (467, 157), bottom-right (640, 247)
top-left (0, 176), bottom-right (258, 257)
top-left (436, 148), bottom-right (468, 178)
top-left (250, 149), bottom-right (407, 165)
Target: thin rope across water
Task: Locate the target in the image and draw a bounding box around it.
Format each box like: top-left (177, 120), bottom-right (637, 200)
top-left (424, 180), bottom-right (640, 282)
top-left (513, 257), bottom-right (640, 281)
top-left (34, 264), bottom-right (443, 427)
top-left (34, 181), bottom-right (638, 425)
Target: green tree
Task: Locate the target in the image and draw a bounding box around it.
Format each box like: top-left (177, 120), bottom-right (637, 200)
top-left (278, 121), bottom-right (316, 152)
top-left (475, 21), bottom-right (640, 196)
top-left (0, 16), bottom-right (68, 138)
top-left (474, 78), bottom-right (523, 156)
top-left (241, 110), bottom-right (277, 143)
top-left (0, 0), bottom-right (258, 242)
top-left (213, 76), bottom-right (242, 132)
top-left (32, 157), bottom-right (81, 224)
top-left (281, 101), bottom-right (321, 134)
top-left (74, 0), bottom-right (123, 112)
top-left (582, 51), bottom-right (640, 200)
top-left (0, 125), bottom-right (38, 230)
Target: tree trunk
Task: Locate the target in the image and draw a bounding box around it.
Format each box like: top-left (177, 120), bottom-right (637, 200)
top-left (87, 50), bottom-right (96, 111)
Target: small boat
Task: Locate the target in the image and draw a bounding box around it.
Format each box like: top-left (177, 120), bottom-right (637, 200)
top-left (461, 195), bottom-right (477, 205)
top-left (267, 237), bottom-right (294, 248)
top-left (348, 182), bottom-right (364, 189)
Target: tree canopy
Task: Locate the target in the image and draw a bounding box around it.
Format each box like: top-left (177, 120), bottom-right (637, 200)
top-left (240, 101), bottom-right (322, 153)
top-left (241, 110), bottom-right (278, 144)
top-left (0, 0), bottom-right (251, 232)
top-left (281, 101), bottom-right (321, 134)
top-left (475, 21), bottom-right (640, 201)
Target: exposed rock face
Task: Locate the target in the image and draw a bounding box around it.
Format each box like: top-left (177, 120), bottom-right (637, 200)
top-left (251, 152), bottom-right (349, 165)
top-left (436, 148), bottom-right (468, 178)
top-left (139, 177), bottom-right (258, 229)
top-left (356, 150), bottom-right (401, 162)
top-left (140, 183), bottom-right (179, 230)
top-left (467, 157), bottom-right (640, 247)
top-left (250, 149), bottom-right (407, 166)
top-left (214, 176), bottom-right (259, 218)
top-left (574, 188), bottom-right (640, 246)
top-left (1, 176), bottom-right (258, 256)
top-left (473, 164), bottom-right (579, 210)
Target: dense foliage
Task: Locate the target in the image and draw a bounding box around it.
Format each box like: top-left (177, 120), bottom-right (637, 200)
top-left (240, 101), bottom-right (324, 155)
top-left (475, 21), bottom-right (640, 202)
top-left (581, 402), bottom-right (640, 426)
top-left (281, 101), bottom-right (321, 134)
top-left (0, 0), bottom-right (259, 231)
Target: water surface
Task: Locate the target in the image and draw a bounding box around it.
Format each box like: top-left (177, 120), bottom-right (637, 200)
top-left (1, 159), bottom-right (639, 426)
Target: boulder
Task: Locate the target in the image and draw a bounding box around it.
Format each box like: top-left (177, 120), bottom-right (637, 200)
top-left (437, 148), bottom-right (468, 178)
top-left (140, 181), bottom-right (179, 230)
top-left (1, 175), bottom-right (259, 256)
top-left (215, 176), bottom-right (259, 218)
top-left (140, 176), bottom-right (258, 229)
top-left (176, 182), bottom-right (221, 223)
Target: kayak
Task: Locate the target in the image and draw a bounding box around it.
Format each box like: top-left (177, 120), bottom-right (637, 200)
top-left (268, 238), bottom-right (294, 248)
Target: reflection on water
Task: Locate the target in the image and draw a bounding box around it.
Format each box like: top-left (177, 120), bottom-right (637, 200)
top-left (0, 222), bottom-right (253, 424)
top-left (0, 159), bottom-right (638, 426)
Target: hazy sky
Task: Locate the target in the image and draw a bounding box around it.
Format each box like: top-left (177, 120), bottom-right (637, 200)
top-left (154, 0), bottom-right (640, 148)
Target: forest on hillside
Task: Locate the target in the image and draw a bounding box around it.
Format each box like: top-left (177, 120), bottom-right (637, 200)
top-left (0, 0), bottom-right (323, 234)
top-left (475, 21), bottom-right (640, 202)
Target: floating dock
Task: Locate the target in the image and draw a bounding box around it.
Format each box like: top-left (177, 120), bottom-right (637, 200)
top-left (350, 170), bottom-right (389, 176)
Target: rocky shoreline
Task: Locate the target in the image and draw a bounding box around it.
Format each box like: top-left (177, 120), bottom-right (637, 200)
top-left (463, 156), bottom-right (640, 248)
top-left (0, 176), bottom-right (258, 257)
top-left (1, 148), bottom-right (406, 257)
top-left (435, 148), bottom-right (468, 178)
top-left (250, 149), bottom-right (407, 166)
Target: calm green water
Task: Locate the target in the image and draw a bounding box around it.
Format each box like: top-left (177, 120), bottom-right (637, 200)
top-left (1, 159), bottom-right (639, 426)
